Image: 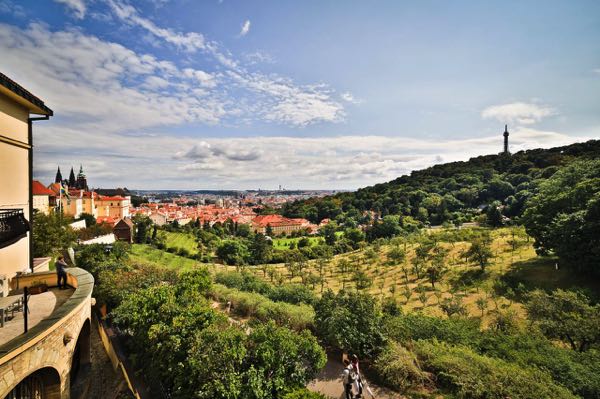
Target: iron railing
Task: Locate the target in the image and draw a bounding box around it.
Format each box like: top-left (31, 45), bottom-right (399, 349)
top-left (0, 209), bottom-right (30, 249)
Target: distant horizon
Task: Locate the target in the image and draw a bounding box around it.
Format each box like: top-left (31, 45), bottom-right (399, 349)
top-left (38, 136), bottom-right (598, 192)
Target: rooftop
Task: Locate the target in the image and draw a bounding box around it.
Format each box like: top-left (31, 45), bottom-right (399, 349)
top-left (0, 72), bottom-right (53, 116)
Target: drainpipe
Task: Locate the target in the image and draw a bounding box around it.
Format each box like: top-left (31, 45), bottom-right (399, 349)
top-left (27, 115), bottom-right (50, 273)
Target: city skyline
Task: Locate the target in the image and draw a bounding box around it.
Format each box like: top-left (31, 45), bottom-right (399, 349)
top-left (0, 0), bottom-right (598, 189)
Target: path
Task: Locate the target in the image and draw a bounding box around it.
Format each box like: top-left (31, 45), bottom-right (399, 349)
top-left (307, 352), bottom-right (405, 399)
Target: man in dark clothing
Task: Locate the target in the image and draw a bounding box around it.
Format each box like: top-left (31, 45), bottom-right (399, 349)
top-left (55, 256), bottom-right (68, 289)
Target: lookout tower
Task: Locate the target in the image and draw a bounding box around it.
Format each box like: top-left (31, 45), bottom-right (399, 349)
top-left (503, 125), bottom-right (510, 154)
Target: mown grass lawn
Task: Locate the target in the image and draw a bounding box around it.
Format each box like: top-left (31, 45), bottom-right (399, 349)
top-left (129, 243), bottom-right (204, 271)
top-left (163, 231), bottom-right (199, 255)
top-left (272, 236), bottom-right (324, 249)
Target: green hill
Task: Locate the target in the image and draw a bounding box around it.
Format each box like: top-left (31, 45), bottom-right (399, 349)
top-left (283, 139), bottom-right (600, 227)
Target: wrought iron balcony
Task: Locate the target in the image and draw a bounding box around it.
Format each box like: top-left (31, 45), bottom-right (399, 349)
top-left (0, 209), bottom-right (30, 249)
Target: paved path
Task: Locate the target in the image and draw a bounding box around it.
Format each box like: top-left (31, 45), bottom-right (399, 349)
top-left (0, 288), bottom-right (73, 345)
top-left (307, 352), bottom-right (405, 399)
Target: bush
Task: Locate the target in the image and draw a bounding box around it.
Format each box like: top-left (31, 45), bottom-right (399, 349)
top-left (373, 341), bottom-right (428, 392)
top-left (210, 285), bottom-right (315, 331)
top-left (282, 388), bottom-right (327, 399)
top-left (383, 313), bottom-right (480, 346)
top-left (414, 340), bottom-right (577, 399)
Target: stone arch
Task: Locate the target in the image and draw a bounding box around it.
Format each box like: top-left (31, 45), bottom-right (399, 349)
top-left (5, 366), bottom-right (62, 399)
top-left (69, 318), bottom-right (91, 397)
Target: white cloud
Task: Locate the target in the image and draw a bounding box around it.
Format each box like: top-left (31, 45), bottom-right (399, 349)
top-left (54, 0), bottom-right (86, 19)
top-left (33, 124), bottom-right (594, 190)
top-left (340, 92), bottom-right (361, 104)
top-left (107, 0), bottom-right (205, 52)
top-left (481, 102), bottom-right (555, 125)
top-left (239, 20), bottom-right (251, 36)
top-left (102, 2), bottom-right (344, 126)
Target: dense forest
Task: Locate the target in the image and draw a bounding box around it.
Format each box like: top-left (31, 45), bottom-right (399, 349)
top-left (283, 140), bottom-right (600, 225)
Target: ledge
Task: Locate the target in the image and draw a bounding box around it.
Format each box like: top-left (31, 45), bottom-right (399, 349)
top-left (0, 268), bottom-right (94, 364)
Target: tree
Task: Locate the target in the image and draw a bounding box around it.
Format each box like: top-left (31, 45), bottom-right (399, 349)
top-left (486, 202), bottom-right (503, 227)
top-left (249, 233), bottom-right (272, 264)
top-left (386, 246), bottom-right (406, 266)
top-left (336, 258), bottom-right (351, 290)
top-left (476, 297), bottom-right (488, 317)
top-left (464, 238), bottom-right (493, 271)
top-left (77, 212), bottom-right (96, 227)
top-left (133, 214), bottom-right (153, 244)
top-left (320, 222), bottom-right (338, 246)
top-left (32, 212), bottom-right (77, 257)
top-left (216, 240), bottom-right (249, 265)
top-left (525, 289), bottom-right (600, 352)
top-left (523, 160), bottom-right (600, 275)
top-left (314, 290), bottom-right (386, 358)
top-left (345, 228), bottom-right (365, 249)
top-left (265, 224), bottom-right (274, 237)
top-left (352, 269), bottom-right (373, 291)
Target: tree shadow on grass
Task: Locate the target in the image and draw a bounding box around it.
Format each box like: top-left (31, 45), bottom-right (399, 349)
top-left (447, 268), bottom-right (487, 292)
top-left (500, 256), bottom-right (600, 301)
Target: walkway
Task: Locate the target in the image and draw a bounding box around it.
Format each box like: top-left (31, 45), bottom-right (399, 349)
top-left (307, 352), bottom-right (405, 399)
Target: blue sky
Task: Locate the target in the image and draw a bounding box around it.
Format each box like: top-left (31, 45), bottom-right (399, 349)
top-left (1, 0), bottom-right (599, 189)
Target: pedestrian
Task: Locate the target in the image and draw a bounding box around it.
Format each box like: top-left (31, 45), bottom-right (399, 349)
top-left (56, 255), bottom-right (68, 289)
top-left (351, 354), bottom-right (363, 398)
top-left (342, 358), bottom-right (356, 399)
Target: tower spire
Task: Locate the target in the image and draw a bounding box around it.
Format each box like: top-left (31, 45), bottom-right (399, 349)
top-left (503, 125), bottom-right (510, 154)
top-left (55, 166), bottom-right (63, 183)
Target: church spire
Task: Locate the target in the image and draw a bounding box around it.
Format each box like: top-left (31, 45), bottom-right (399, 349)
top-left (55, 166), bottom-right (63, 183)
top-left (68, 166), bottom-right (76, 188)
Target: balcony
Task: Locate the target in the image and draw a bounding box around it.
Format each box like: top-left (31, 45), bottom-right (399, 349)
top-left (0, 209), bottom-right (30, 249)
top-left (0, 268), bottom-right (94, 398)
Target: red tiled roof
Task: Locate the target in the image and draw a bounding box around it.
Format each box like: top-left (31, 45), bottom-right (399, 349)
top-left (32, 180), bottom-right (55, 196)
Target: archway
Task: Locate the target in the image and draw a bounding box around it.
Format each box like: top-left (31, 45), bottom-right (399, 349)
top-left (5, 367), bottom-right (61, 399)
top-left (69, 319), bottom-right (91, 397)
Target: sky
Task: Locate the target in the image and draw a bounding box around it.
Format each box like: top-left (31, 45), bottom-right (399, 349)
top-left (1, 0), bottom-right (599, 190)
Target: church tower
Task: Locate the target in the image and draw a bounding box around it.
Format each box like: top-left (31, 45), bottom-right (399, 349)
top-left (68, 167), bottom-right (76, 188)
top-left (503, 125), bottom-right (510, 154)
top-left (54, 166), bottom-right (63, 183)
top-left (76, 164), bottom-right (88, 191)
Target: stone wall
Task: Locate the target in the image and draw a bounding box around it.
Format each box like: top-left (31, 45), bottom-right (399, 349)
top-left (0, 268), bottom-right (94, 399)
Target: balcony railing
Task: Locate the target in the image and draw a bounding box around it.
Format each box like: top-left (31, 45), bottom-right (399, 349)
top-left (0, 209), bottom-right (29, 249)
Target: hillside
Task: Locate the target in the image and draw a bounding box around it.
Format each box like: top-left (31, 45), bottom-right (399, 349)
top-left (282, 140), bottom-right (600, 227)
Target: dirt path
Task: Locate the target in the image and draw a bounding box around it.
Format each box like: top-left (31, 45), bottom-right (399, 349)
top-left (88, 318), bottom-right (133, 399)
top-left (307, 352), bottom-right (405, 399)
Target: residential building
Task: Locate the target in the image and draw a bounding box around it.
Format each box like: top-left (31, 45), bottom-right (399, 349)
top-left (32, 180), bottom-right (55, 215)
top-left (0, 72), bottom-right (94, 398)
top-left (113, 218), bottom-right (133, 243)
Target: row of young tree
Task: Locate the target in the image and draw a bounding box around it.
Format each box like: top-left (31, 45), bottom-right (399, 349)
top-left (283, 141), bottom-right (600, 276)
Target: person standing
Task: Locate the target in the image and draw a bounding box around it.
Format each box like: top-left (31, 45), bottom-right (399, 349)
top-left (55, 256), bottom-right (68, 289)
top-left (342, 358), bottom-right (355, 399)
top-left (351, 354), bottom-right (363, 398)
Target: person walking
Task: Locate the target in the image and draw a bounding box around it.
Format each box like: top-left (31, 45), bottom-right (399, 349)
top-left (351, 354), bottom-right (363, 398)
top-left (55, 255), bottom-right (68, 289)
top-left (342, 358), bottom-right (356, 399)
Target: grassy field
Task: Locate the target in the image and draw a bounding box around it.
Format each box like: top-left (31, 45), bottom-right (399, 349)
top-left (272, 236), bottom-right (325, 249)
top-left (129, 243), bottom-right (205, 271)
top-left (131, 227), bottom-right (599, 324)
top-left (163, 231), bottom-right (199, 255)
top-left (243, 227), bottom-right (595, 323)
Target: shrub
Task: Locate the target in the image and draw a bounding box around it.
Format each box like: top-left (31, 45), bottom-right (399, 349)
top-left (373, 341), bottom-right (428, 392)
top-left (210, 285), bottom-right (314, 331)
top-left (383, 313), bottom-right (480, 346)
top-left (414, 340), bottom-right (577, 399)
top-left (282, 388), bottom-right (327, 399)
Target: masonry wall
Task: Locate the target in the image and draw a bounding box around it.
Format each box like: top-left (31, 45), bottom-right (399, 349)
top-left (0, 269), bottom-right (94, 399)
